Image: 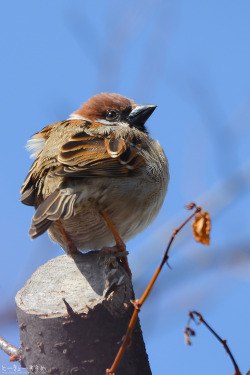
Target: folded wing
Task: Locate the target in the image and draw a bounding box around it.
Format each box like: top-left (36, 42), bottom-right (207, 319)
top-left (20, 120), bottom-right (145, 239)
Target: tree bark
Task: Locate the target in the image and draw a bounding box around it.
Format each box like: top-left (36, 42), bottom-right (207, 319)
top-left (15, 251), bottom-right (151, 375)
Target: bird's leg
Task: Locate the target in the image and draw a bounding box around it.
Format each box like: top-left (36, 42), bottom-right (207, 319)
top-left (100, 210), bottom-right (132, 277)
top-left (57, 220), bottom-right (80, 255)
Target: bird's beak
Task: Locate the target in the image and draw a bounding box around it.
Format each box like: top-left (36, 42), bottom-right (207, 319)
top-left (128, 104), bottom-right (157, 127)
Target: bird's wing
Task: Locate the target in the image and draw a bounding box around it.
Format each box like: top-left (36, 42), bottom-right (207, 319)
top-left (20, 120), bottom-right (146, 238)
top-left (51, 122), bottom-right (145, 178)
top-left (28, 189), bottom-right (78, 239)
top-left (20, 121), bottom-right (63, 205)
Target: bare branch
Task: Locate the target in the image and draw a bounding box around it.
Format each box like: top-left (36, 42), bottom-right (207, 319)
top-left (186, 311), bottom-right (242, 375)
top-left (0, 335), bottom-right (19, 359)
top-left (106, 203), bottom-right (201, 374)
top-left (132, 159), bottom-right (250, 282)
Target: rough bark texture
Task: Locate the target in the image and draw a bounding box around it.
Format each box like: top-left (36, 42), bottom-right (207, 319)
top-left (15, 252), bottom-right (151, 375)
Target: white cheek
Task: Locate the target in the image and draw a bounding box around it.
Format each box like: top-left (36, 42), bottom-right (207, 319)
top-left (68, 114), bottom-right (86, 120)
top-left (26, 137), bottom-right (46, 158)
top-left (95, 119), bottom-right (130, 127)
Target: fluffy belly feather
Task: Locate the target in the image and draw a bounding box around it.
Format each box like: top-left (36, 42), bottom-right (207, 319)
top-left (48, 175), bottom-right (167, 251)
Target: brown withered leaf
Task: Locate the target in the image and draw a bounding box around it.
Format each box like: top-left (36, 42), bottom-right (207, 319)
top-left (184, 331), bottom-right (192, 345)
top-left (192, 212), bottom-right (211, 245)
top-left (185, 202), bottom-right (196, 210)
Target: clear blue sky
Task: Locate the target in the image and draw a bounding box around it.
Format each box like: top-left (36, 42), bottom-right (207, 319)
top-left (0, 1), bottom-right (250, 374)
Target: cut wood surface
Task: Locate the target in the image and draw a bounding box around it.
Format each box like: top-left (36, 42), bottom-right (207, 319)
top-left (15, 251), bottom-right (151, 375)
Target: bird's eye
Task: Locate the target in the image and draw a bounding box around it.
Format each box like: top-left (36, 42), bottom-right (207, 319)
top-left (106, 110), bottom-right (118, 121)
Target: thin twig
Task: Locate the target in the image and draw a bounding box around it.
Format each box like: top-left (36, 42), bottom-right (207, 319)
top-left (188, 311), bottom-right (242, 375)
top-left (0, 335), bottom-right (19, 358)
top-left (106, 204), bottom-right (201, 374)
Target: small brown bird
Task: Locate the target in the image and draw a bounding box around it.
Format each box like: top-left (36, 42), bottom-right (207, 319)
top-left (21, 93), bottom-right (169, 261)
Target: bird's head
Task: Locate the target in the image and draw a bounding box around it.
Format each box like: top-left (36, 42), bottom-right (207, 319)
top-left (70, 93), bottom-right (156, 133)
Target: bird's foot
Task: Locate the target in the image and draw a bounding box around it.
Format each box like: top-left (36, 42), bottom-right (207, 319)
top-left (100, 211), bottom-right (132, 276)
top-left (101, 245), bottom-right (131, 277)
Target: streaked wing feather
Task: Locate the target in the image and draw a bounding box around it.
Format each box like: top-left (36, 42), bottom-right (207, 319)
top-left (29, 190), bottom-right (78, 239)
top-left (29, 220), bottom-right (52, 239)
top-left (20, 186), bottom-right (35, 206)
top-left (55, 133), bottom-right (145, 178)
top-left (20, 158), bottom-right (40, 206)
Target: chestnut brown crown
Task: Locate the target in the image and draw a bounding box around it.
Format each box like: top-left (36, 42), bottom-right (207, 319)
top-left (72, 93), bottom-right (156, 133)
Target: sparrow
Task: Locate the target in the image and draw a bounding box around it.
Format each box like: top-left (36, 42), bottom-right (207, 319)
top-left (20, 93), bottom-right (169, 264)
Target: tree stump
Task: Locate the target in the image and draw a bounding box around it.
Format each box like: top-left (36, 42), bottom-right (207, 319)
top-left (15, 251), bottom-right (151, 375)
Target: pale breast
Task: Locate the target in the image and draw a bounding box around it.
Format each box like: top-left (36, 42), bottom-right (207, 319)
top-left (48, 138), bottom-right (169, 251)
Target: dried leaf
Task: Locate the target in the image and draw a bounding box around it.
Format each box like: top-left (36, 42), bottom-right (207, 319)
top-left (187, 327), bottom-right (195, 336)
top-left (185, 202), bottom-right (196, 210)
top-left (184, 331), bottom-right (192, 345)
top-left (192, 212), bottom-right (211, 245)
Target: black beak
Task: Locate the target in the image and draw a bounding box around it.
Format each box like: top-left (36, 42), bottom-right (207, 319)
top-left (128, 104), bottom-right (157, 131)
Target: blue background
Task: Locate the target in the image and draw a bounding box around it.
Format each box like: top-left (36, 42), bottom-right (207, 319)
top-left (0, 1), bottom-right (250, 374)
